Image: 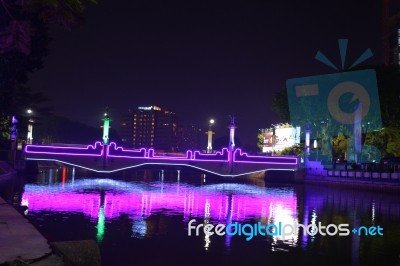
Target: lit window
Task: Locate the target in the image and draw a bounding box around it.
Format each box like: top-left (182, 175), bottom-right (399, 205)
top-left (398, 28), bottom-right (400, 45)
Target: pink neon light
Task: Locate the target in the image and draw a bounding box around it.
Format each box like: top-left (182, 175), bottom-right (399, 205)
top-left (23, 192), bottom-right (101, 218)
top-left (22, 183), bottom-right (297, 222)
top-left (25, 142), bottom-right (104, 157)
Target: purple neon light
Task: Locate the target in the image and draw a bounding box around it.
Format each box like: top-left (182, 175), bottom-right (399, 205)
top-left (107, 142), bottom-right (230, 162)
top-left (107, 143), bottom-right (192, 160)
top-left (25, 142), bottom-right (299, 173)
top-left (147, 148), bottom-right (192, 160)
top-left (234, 149), bottom-right (298, 165)
top-left (193, 148), bottom-right (230, 162)
top-left (107, 142), bottom-right (147, 158)
top-left (25, 142), bottom-right (104, 156)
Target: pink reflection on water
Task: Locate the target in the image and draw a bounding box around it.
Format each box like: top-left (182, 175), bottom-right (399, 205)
top-left (22, 182), bottom-right (297, 223)
top-left (23, 192), bottom-right (101, 218)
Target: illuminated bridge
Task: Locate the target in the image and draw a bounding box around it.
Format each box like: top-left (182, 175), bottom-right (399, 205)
top-left (24, 142), bottom-right (300, 178)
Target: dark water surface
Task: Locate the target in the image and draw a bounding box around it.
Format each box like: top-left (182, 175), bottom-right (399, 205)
top-left (2, 167), bottom-right (400, 266)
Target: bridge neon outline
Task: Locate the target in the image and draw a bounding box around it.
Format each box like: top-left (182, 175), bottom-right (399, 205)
top-left (25, 142), bottom-right (299, 176)
top-left (24, 142), bottom-right (104, 156)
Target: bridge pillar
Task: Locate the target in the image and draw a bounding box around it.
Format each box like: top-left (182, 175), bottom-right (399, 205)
top-left (102, 144), bottom-right (109, 170)
top-left (160, 169), bottom-right (164, 181)
top-left (72, 167), bottom-right (75, 183)
top-left (228, 115), bottom-right (236, 174)
top-left (201, 173), bottom-right (206, 183)
top-left (206, 119), bottom-right (215, 153)
top-left (102, 112), bottom-right (110, 145)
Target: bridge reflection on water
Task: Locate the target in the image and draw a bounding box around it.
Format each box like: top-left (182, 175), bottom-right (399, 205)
top-left (22, 168), bottom-right (298, 245)
top-left (18, 166), bottom-right (400, 265)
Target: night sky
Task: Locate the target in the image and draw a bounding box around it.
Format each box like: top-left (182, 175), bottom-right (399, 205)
top-left (28, 0), bottom-right (382, 147)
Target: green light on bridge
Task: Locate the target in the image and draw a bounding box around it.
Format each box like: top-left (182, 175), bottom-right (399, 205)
top-left (96, 206), bottom-right (105, 242)
top-left (102, 112), bottom-right (110, 145)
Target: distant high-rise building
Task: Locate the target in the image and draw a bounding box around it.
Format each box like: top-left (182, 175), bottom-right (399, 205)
top-left (382, 0), bottom-right (400, 66)
top-left (176, 125), bottom-right (203, 152)
top-left (120, 106), bottom-right (178, 152)
top-left (120, 109), bottom-right (134, 147)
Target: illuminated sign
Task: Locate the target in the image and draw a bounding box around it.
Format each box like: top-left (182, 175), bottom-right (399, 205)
top-left (138, 106), bottom-right (152, 110)
top-left (138, 106), bottom-right (162, 111)
top-left (262, 127), bottom-right (300, 153)
top-left (274, 127), bottom-right (301, 151)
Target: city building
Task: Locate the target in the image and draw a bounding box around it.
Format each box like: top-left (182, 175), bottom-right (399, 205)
top-left (176, 125), bottom-right (203, 152)
top-left (382, 0), bottom-right (400, 66)
top-left (120, 109), bottom-right (134, 147)
top-left (120, 106), bottom-right (178, 152)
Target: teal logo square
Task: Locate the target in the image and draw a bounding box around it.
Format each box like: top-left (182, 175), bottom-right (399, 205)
top-left (286, 69), bottom-right (382, 133)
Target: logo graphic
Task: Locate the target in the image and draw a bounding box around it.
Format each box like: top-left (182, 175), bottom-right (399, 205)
top-left (188, 219), bottom-right (384, 241)
top-left (286, 39), bottom-right (382, 162)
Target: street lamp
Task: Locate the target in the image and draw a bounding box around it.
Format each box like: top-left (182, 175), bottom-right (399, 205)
top-left (102, 112), bottom-right (110, 145)
top-left (305, 122), bottom-right (310, 156)
top-left (26, 109), bottom-right (34, 144)
top-left (206, 119), bottom-right (215, 153)
top-left (271, 124), bottom-right (278, 155)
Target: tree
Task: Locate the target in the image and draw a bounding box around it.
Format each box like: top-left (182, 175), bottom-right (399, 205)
top-left (276, 143), bottom-right (303, 156)
top-left (362, 65), bottom-right (400, 158)
top-left (0, 0), bottom-right (96, 145)
top-left (271, 65), bottom-right (400, 161)
top-left (332, 133), bottom-right (347, 160)
top-left (272, 87), bottom-right (335, 160)
top-left (257, 130), bottom-right (264, 152)
top-left (271, 89), bottom-right (290, 123)
top-left (374, 65), bottom-right (400, 128)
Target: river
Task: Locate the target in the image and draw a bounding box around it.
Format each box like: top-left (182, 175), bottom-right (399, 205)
top-left (1, 167), bottom-right (400, 266)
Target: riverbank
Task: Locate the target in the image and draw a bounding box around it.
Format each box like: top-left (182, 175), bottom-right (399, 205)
top-left (304, 173), bottom-right (400, 193)
top-left (0, 161), bottom-right (61, 265)
top-left (0, 196), bottom-right (64, 265)
top-left (0, 161), bottom-right (101, 265)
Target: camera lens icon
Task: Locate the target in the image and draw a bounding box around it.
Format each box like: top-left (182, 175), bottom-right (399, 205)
top-left (327, 81), bottom-right (370, 125)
